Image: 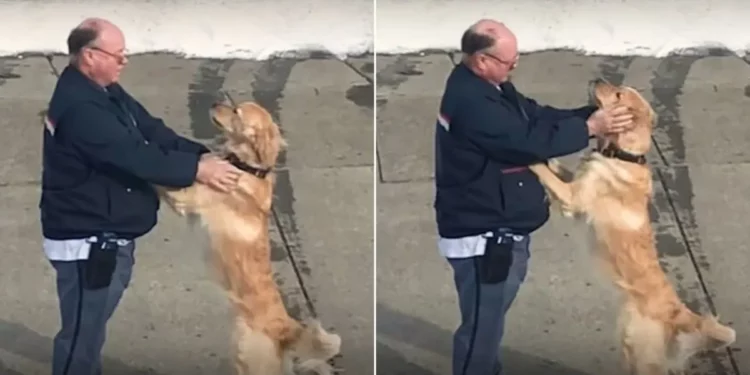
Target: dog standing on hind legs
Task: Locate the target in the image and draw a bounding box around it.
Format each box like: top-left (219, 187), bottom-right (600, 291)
top-left (528, 79), bottom-right (735, 375)
top-left (155, 98), bottom-right (342, 375)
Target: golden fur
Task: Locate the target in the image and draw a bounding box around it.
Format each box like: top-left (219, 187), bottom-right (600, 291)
top-left (155, 99), bottom-right (341, 375)
top-left (528, 79), bottom-right (735, 375)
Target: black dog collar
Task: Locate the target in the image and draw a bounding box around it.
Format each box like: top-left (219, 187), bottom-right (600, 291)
top-left (597, 144), bottom-right (647, 165)
top-left (224, 153), bottom-right (272, 178)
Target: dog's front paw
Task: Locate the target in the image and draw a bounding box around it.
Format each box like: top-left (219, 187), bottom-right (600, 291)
top-left (547, 158), bottom-right (563, 175)
top-left (547, 193), bottom-right (574, 217)
top-left (172, 202), bottom-right (189, 216)
top-left (161, 189), bottom-right (191, 215)
top-left (560, 206), bottom-right (575, 218)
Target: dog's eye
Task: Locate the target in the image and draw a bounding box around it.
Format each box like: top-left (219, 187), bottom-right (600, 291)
top-left (616, 92), bottom-right (622, 100)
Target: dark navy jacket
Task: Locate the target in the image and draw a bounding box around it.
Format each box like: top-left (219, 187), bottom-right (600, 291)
top-left (434, 63), bottom-right (596, 238)
top-left (40, 65), bottom-right (209, 240)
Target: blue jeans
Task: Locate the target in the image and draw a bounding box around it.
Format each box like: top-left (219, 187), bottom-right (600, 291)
top-left (447, 232), bottom-right (530, 375)
top-left (49, 241), bottom-right (135, 375)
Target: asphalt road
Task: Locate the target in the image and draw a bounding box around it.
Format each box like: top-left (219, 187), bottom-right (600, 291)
top-left (0, 53), bottom-right (374, 375)
top-left (376, 49), bottom-right (750, 375)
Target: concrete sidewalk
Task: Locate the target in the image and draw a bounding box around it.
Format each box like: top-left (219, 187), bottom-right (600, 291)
top-left (376, 50), bottom-right (750, 375)
top-left (0, 53), bottom-right (373, 374)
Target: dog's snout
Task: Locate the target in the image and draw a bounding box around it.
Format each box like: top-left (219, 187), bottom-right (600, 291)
top-left (211, 99), bottom-right (227, 109)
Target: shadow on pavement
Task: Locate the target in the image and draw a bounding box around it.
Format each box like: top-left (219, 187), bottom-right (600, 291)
top-left (0, 319), bottom-right (166, 374)
top-left (377, 303), bottom-right (595, 375)
top-left (0, 358), bottom-right (24, 375)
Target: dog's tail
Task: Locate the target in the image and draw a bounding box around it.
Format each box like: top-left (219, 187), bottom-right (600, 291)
top-left (698, 314), bottom-right (736, 350)
top-left (230, 315), bottom-right (341, 375)
top-left (672, 305), bottom-right (736, 349)
top-left (667, 308), bottom-right (736, 364)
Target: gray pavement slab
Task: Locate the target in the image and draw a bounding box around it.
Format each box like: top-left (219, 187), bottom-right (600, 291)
top-left (0, 54), bottom-right (373, 374)
top-left (689, 164), bottom-right (750, 372)
top-left (376, 51), bottom-right (747, 375)
top-left (376, 54), bottom-right (456, 182)
top-left (680, 56), bottom-right (750, 165)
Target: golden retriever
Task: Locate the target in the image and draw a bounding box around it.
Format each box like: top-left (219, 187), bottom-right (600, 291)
top-left (155, 98), bottom-right (342, 375)
top-left (527, 79), bottom-right (735, 375)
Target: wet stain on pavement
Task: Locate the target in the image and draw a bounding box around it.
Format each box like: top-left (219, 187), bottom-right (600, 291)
top-left (649, 54), bottom-right (711, 265)
top-left (650, 54), bottom-right (701, 164)
top-left (361, 62), bottom-right (374, 74)
top-left (270, 237), bottom-right (287, 262)
top-left (377, 56), bottom-right (423, 89)
top-left (0, 59), bottom-right (20, 86)
top-left (273, 271), bottom-right (304, 320)
top-left (188, 59), bottom-right (234, 140)
top-left (0, 72), bottom-right (20, 80)
top-left (249, 58), bottom-right (316, 284)
top-left (346, 83), bottom-right (374, 109)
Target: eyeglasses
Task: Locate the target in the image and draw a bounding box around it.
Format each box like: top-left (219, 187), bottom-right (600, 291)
top-left (482, 52), bottom-right (519, 69)
top-left (88, 46), bottom-right (128, 64)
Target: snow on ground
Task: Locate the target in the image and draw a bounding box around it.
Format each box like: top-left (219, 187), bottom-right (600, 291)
top-left (376, 0), bottom-right (750, 57)
top-left (1, 0), bottom-right (748, 59)
top-left (0, 0), bottom-right (373, 60)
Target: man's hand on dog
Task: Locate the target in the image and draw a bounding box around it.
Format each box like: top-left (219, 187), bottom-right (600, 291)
top-left (196, 154), bottom-right (242, 192)
top-left (586, 105), bottom-right (634, 136)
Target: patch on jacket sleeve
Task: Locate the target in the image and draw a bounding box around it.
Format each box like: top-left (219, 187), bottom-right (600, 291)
top-left (44, 115), bottom-right (56, 136)
top-left (437, 113), bottom-right (450, 131)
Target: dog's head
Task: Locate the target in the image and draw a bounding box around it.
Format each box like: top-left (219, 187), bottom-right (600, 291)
top-left (590, 78), bottom-right (655, 156)
top-left (209, 98), bottom-right (286, 167)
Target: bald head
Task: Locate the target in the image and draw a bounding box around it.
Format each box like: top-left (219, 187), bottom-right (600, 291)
top-left (460, 19), bottom-right (519, 85)
top-left (460, 19), bottom-right (516, 56)
top-left (66, 17), bottom-right (128, 86)
top-left (67, 18), bottom-right (123, 57)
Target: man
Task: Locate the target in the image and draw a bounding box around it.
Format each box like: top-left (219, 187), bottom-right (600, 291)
top-left (41, 18), bottom-right (241, 375)
top-left (433, 19), bottom-right (635, 375)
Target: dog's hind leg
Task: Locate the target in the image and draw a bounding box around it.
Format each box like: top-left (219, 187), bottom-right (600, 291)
top-left (627, 321), bottom-right (669, 374)
top-left (618, 305), bottom-right (639, 375)
top-left (617, 302), bottom-right (671, 375)
top-left (232, 319), bottom-right (285, 375)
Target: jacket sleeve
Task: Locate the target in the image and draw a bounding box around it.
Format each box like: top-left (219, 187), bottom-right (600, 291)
top-left (60, 103), bottom-right (201, 187)
top-left (129, 99), bottom-right (211, 155)
top-left (454, 95), bottom-right (591, 165)
top-left (521, 94), bottom-right (598, 121)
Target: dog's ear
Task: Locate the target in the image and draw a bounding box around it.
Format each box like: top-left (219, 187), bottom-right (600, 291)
top-left (234, 108), bottom-right (257, 139)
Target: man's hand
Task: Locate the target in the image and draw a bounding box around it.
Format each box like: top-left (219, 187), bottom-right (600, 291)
top-left (586, 105), bottom-right (634, 137)
top-left (195, 157), bottom-right (242, 192)
top-left (200, 152), bottom-right (220, 161)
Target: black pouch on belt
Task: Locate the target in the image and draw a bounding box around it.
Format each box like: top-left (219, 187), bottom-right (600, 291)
top-left (83, 233), bottom-right (119, 290)
top-left (477, 233), bottom-right (514, 284)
